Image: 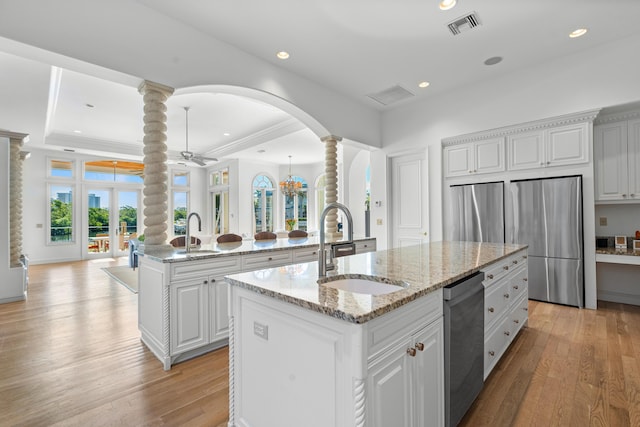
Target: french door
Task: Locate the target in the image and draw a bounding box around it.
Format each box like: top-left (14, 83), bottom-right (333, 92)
top-left (86, 187), bottom-right (141, 258)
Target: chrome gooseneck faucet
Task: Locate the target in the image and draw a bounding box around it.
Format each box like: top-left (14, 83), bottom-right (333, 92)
top-left (185, 212), bottom-right (201, 253)
top-left (319, 202), bottom-right (355, 277)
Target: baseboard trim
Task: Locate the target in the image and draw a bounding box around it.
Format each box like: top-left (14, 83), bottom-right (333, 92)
top-left (597, 290), bottom-right (640, 306)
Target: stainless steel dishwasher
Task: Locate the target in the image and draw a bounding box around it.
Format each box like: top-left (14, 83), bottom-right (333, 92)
top-left (443, 271), bottom-right (485, 427)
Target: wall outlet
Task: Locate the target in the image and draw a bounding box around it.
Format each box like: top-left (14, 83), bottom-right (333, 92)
top-left (253, 321), bottom-right (268, 340)
top-left (36, 223), bottom-right (43, 228)
top-left (376, 218), bottom-right (383, 225)
top-left (599, 217), bottom-right (607, 226)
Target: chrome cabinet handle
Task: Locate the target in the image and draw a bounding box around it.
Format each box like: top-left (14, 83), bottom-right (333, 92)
top-left (203, 280), bottom-right (208, 284)
top-left (514, 319), bottom-right (519, 324)
top-left (268, 257), bottom-right (273, 261)
top-left (504, 331), bottom-right (510, 336)
top-left (523, 278), bottom-right (528, 282)
top-left (623, 194), bottom-right (628, 198)
top-left (513, 285), bottom-right (519, 290)
top-left (513, 260), bottom-right (518, 264)
top-left (503, 265), bottom-right (509, 270)
top-left (487, 274), bottom-right (494, 279)
top-left (488, 350), bottom-right (495, 357)
top-left (631, 193), bottom-right (636, 197)
top-left (524, 307), bottom-right (528, 311)
top-left (504, 293), bottom-right (510, 299)
top-left (407, 347), bottom-right (416, 357)
top-left (488, 307), bottom-right (495, 313)
top-left (415, 342), bottom-right (424, 351)
top-left (210, 278), bottom-right (216, 283)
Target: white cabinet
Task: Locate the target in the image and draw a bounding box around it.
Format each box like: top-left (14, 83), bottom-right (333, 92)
top-left (594, 119), bottom-right (640, 202)
top-left (170, 278), bottom-right (209, 355)
top-left (355, 238), bottom-right (377, 253)
top-left (208, 276), bottom-right (230, 342)
top-left (482, 250), bottom-right (528, 379)
top-left (444, 137), bottom-right (505, 177)
top-left (508, 122), bottom-right (589, 171)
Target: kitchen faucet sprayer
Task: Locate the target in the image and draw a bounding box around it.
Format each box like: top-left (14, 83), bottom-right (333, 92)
top-left (319, 202), bottom-right (356, 277)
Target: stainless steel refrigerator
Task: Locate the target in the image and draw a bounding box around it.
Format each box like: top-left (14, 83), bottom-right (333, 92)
top-left (449, 182), bottom-right (505, 243)
top-left (507, 176), bottom-right (584, 308)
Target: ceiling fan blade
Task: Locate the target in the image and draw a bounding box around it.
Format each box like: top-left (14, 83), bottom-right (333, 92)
top-left (191, 157), bottom-right (206, 167)
top-left (198, 156), bottom-right (218, 162)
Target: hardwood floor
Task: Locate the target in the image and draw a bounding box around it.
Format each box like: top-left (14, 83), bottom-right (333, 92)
top-left (1, 259), bottom-right (639, 426)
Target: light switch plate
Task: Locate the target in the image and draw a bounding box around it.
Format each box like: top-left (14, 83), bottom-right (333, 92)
top-left (253, 321), bottom-right (268, 340)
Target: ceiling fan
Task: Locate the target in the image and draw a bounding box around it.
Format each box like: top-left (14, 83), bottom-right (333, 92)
top-left (178, 106), bottom-right (218, 166)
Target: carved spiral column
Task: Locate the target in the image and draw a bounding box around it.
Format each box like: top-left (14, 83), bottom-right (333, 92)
top-left (321, 135), bottom-right (342, 242)
top-left (9, 135), bottom-right (26, 267)
top-left (138, 81), bottom-right (174, 247)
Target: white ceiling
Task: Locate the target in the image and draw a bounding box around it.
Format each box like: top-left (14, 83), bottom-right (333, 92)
top-left (2, 0), bottom-right (640, 165)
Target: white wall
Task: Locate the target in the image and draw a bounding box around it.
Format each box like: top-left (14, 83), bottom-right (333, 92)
top-left (345, 148), bottom-right (371, 239)
top-left (594, 204), bottom-right (640, 237)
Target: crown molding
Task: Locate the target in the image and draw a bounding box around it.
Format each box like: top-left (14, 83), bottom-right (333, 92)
top-left (45, 132), bottom-right (144, 157)
top-left (204, 117), bottom-right (306, 158)
top-left (0, 130), bottom-right (29, 142)
top-left (441, 108), bottom-right (601, 147)
top-left (594, 109), bottom-right (640, 125)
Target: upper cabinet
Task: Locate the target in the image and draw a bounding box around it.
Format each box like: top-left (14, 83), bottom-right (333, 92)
top-left (443, 110), bottom-right (599, 180)
top-left (443, 137), bottom-right (505, 177)
top-left (508, 122), bottom-right (589, 171)
top-left (594, 118), bottom-right (640, 202)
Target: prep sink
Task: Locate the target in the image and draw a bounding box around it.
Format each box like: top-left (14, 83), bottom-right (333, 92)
top-left (319, 278), bottom-right (407, 295)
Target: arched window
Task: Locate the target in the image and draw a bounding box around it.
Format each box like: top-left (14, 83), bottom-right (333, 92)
top-left (283, 176), bottom-right (308, 231)
top-left (315, 174), bottom-right (326, 229)
top-left (253, 174), bottom-right (275, 233)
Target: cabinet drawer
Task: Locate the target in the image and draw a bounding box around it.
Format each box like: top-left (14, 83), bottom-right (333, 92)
top-left (484, 279), bottom-right (510, 329)
top-left (484, 316), bottom-right (510, 379)
top-left (355, 239), bottom-right (376, 254)
top-left (509, 266), bottom-right (528, 302)
top-left (292, 247), bottom-right (319, 263)
top-left (509, 294), bottom-right (529, 337)
top-left (171, 255), bottom-right (242, 281)
top-left (242, 250), bottom-right (293, 270)
top-left (481, 257), bottom-right (512, 287)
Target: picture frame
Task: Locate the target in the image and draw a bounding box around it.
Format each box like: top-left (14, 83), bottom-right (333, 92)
top-left (615, 235), bottom-right (627, 249)
top-left (634, 240), bottom-right (640, 253)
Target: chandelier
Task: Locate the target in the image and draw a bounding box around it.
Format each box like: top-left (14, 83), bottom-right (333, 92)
top-left (279, 155), bottom-right (304, 197)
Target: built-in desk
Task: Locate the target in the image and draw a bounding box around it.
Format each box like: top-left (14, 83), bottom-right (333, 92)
top-left (595, 248), bottom-right (640, 305)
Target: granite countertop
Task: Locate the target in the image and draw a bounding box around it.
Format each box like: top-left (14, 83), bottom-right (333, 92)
top-left (595, 247), bottom-right (640, 257)
top-left (225, 241), bottom-right (527, 324)
top-left (138, 236), bottom-right (373, 263)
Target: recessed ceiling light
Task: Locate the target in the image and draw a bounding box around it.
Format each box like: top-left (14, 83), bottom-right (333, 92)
top-left (85, 103), bottom-right (94, 108)
top-left (439, 0), bottom-right (457, 10)
top-left (223, 132), bottom-right (230, 136)
top-left (569, 28), bottom-right (587, 38)
top-left (276, 51), bottom-right (290, 60)
top-left (484, 56), bottom-right (503, 66)
top-left (418, 81), bottom-right (430, 88)
top-left (73, 130), bottom-right (82, 134)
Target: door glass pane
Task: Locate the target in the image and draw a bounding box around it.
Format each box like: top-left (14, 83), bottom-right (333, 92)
top-left (50, 160), bottom-right (74, 178)
top-left (50, 185), bottom-right (73, 243)
top-left (298, 191), bottom-right (307, 231)
top-left (85, 160), bottom-right (143, 183)
top-left (118, 191), bottom-right (138, 252)
top-left (173, 191), bottom-right (188, 235)
top-left (265, 189), bottom-right (274, 231)
top-left (88, 190), bottom-right (110, 253)
top-left (212, 192), bottom-right (229, 235)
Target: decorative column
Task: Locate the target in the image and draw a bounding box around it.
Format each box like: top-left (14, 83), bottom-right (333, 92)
top-left (8, 133), bottom-right (28, 267)
top-left (321, 134), bottom-right (342, 242)
top-left (138, 81), bottom-right (174, 247)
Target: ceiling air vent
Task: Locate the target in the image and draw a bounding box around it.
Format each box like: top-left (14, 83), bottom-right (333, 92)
top-left (447, 12), bottom-right (481, 35)
top-left (367, 85), bottom-right (415, 106)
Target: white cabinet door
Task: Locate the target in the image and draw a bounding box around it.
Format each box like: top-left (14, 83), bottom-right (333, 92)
top-left (209, 276), bottom-right (230, 342)
top-left (368, 338), bottom-right (413, 427)
top-left (474, 137), bottom-right (505, 174)
top-left (170, 279), bottom-right (209, 355)
top-left (444, 144), bottom-right (473, 177)
top-left (628, 118), bottom-right (640, 200)
top-left (508, 131), bottom-right (544, 170)
top-left (545, 122), bottom-right (589, 167)
top-left (594, 121), bottom-right (628, 201)
top-left (413, 319), bottom-right (444, 427)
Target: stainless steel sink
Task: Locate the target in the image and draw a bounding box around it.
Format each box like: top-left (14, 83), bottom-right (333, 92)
top-left (320, 278), bottom-right (407, 295)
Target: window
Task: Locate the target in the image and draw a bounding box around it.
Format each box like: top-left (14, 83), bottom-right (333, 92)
top-left (49, 184), bottom-right (74, 243)
top-left (284, 176), bottom-right (308, 231)
top-left (253, 175), bottom-right (274, 233)
top-left (173, 170), bottom-right (189, 186)
top-left (173, 191), bottom-right (188, 236)
top-left (49, 159), bottom-right (74, 178)
top-left (211, 191), bottom-right (229, 235)
top-left (210, 168), bottom-right (229, 186)
top-left (315, 174), bottom-right (326, 228)
top-left (84, 160), bottom-right (144, 183)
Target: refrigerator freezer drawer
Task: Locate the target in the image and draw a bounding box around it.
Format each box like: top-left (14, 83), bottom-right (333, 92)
top-left (528, 256), bottom-right (584, 308)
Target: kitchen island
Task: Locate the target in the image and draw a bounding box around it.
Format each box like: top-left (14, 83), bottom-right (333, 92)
top-left (137, 236), bottom-right (376, 369)
top-left (226, 241), bottom-right (528, 427)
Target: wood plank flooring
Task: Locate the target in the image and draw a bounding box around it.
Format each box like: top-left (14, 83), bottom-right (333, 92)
top-left (1, 258), bottom-right (639, 426)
